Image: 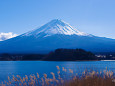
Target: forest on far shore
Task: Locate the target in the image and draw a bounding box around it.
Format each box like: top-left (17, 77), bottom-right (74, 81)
top-left (0, 48), bottom-right (115, 61)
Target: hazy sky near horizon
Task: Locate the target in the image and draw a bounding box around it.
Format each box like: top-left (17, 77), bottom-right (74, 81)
top-left (0, 0), bottom-right (115, 39)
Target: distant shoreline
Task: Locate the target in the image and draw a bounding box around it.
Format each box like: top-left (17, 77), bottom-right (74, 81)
top-left (0, 48), bottom-right (115, 61)
top-left (101, 60), bottom-right (115, 61)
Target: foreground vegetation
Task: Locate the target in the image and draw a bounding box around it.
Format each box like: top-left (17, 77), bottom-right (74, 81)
top-left (0, 66), bottom-right (115, 86)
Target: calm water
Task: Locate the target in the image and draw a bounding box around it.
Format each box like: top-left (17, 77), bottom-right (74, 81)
top-left (0, 61), bottom-right (115, 81)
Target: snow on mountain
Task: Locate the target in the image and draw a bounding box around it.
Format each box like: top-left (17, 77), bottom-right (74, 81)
top-left (0, 19), bottom-right (114, 54)
top-left (21, 19), bottom-right (89, 37)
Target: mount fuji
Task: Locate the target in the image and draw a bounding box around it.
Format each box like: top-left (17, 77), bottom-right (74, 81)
top-left (0, 19), bottom-right (115, 54)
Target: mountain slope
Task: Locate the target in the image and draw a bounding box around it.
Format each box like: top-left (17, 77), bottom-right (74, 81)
top-left (21, 19), bottom-right (88, 37)
top-left (0, 19), bottom-right (115, 54)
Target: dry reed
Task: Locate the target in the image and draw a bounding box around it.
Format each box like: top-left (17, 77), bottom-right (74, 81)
top-left (0, 66), bottom-right (115, 86)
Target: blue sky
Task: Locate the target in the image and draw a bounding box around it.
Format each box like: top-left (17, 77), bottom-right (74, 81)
top-left (0, 0), bottom-right (115, 39)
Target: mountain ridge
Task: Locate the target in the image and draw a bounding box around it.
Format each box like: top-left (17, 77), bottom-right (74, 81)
top-left (0, 19), bottom-right (115, 54)
top-left (20, 19), bottom-right (90, 37)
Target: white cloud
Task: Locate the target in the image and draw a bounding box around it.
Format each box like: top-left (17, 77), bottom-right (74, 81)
top-left (0, 32), bottom-right (18, 41)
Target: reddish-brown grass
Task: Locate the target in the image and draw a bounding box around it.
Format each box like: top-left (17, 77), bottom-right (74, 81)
top-left (0, 66), bottom-right (115, 86)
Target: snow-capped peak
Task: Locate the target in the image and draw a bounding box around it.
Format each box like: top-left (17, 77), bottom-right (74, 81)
top-left (22, 19), bottom-right (89, 37)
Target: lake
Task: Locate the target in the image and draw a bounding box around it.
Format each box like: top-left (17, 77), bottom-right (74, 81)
top-left (0, 61), bottom-right (115, 82)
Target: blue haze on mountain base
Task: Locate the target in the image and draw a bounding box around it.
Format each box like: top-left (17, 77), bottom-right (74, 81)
top-left (0, 19), bottom-right (115, 54)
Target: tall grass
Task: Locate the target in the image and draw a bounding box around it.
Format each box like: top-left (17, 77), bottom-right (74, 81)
top-left (0, 66), bottom-right (115, 86)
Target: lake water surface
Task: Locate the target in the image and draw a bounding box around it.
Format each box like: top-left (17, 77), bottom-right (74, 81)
top-left (0, 61), bottom-right (115, 81)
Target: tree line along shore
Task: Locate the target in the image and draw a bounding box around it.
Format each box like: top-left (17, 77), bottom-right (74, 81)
top-left (0, 48), bottom-right (115, 61)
